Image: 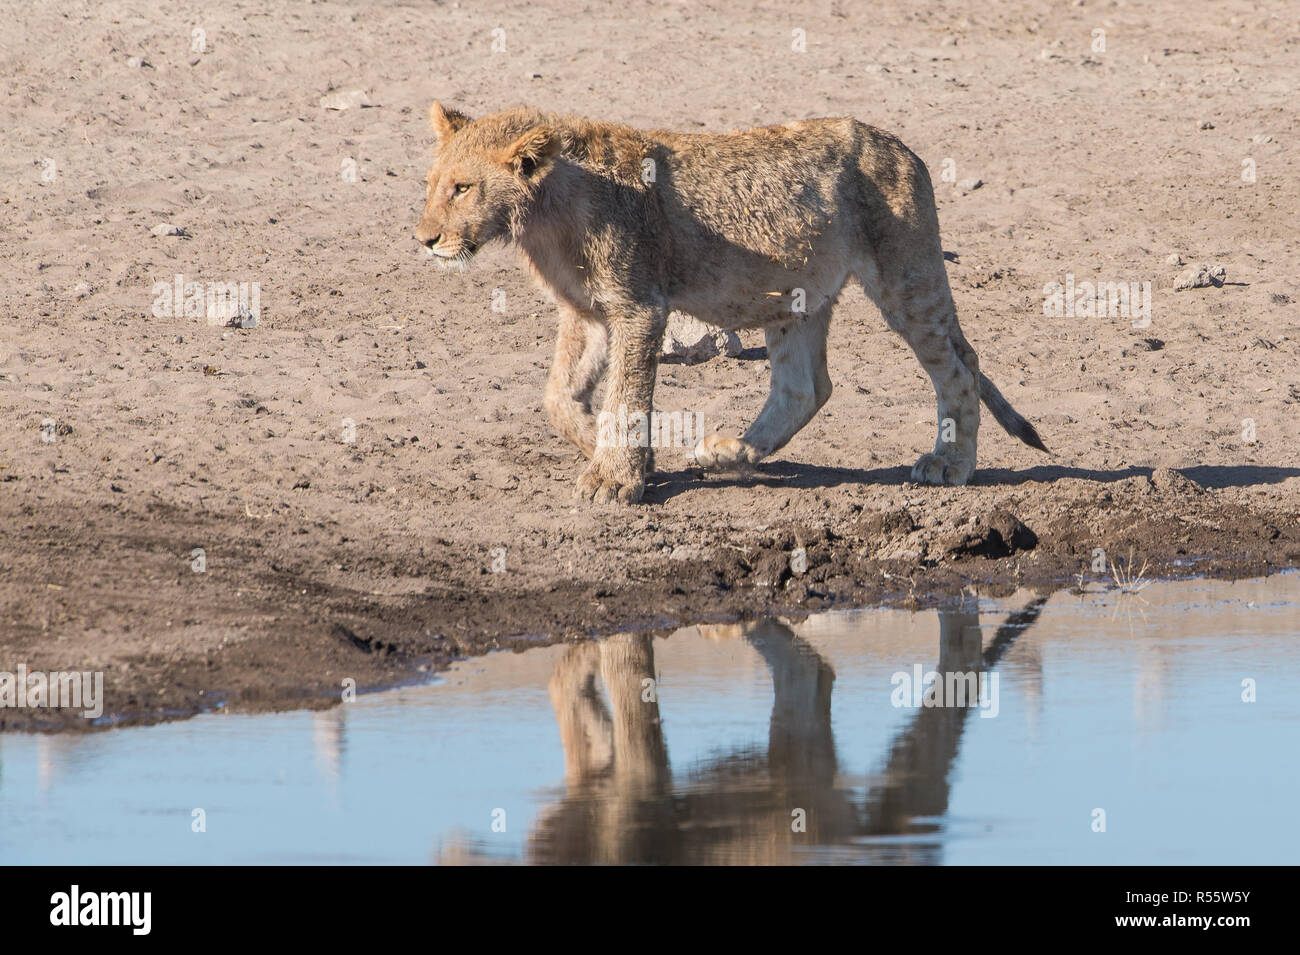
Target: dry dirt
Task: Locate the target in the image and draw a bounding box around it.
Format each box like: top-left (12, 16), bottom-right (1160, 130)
top-left (2, 0), bottom-right (1298, 730)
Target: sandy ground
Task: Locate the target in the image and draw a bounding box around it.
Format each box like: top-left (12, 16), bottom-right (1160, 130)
top-left (2, 0), bottom-right (1298, 729)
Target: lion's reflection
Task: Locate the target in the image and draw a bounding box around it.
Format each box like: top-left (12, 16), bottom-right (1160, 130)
top-left (527, 598), bottom-right (1046, 864)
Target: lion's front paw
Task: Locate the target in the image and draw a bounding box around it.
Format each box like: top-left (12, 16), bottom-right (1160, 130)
top-left (911, 451), bottom-right (974, 487)
top-left (693, 434), bottom-right (757, 471)
top-left (575, 452), bottom-right (645, 504)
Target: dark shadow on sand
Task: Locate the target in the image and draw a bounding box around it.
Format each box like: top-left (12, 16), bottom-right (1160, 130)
top-left (644, 461), bottom-right (1300, 503)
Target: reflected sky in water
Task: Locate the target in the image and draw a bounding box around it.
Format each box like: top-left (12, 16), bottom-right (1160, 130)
top-left (2, 575), bottom-right (1297, 864)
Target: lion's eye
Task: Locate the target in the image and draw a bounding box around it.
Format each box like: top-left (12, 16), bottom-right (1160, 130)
top-left (454, 183), bottom-right (473, 196)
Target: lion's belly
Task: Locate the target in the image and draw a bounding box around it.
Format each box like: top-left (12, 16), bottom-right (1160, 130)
top-left (666, 256), bottom-right (850, 331)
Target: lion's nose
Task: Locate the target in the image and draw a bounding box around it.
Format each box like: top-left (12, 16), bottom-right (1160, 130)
top-left (421, 234), bottom-right (441, 249)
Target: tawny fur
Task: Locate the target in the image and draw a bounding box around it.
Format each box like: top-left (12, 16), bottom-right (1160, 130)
top-left (416, 103), bottom-right (1047, 504)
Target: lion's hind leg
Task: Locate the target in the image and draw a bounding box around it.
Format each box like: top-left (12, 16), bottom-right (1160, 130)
top-left (869, 265), bottom-right (980, 487)
top-left (694, 306), bottom-right (832, 471)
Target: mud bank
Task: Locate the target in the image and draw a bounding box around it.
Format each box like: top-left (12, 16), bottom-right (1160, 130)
top-left (3, 465), bottom-right (1297, 730)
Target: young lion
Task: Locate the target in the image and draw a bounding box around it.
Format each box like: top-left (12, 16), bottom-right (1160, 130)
top-left (416, 103), bottom-right (1047, 504)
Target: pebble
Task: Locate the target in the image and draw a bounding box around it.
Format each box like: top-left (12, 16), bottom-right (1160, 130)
top-left (319, 89), bottom-right (373, 110)
top-left (1173, 263), bottom-right (1226, 291)
top-left (660, 312), bottom-right (742, 364)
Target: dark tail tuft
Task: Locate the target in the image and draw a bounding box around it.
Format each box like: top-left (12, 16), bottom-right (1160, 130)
top-left (978, 372), bottom-right (1049, 453)
top-left (1014, 419), bottom-right (1050, 454)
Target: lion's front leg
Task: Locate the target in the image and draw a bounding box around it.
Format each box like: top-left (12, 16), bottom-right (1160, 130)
top-left (575, 303), bottom-right (665, 504)
top-left (544, 303), bottom-right (608, 458)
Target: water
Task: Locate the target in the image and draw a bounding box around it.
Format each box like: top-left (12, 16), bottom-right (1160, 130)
top-left (2, 575), bottom-right (1297, 864)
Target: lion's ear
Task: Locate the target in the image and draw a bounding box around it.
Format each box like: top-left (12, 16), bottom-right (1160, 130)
top-left (429, 102), bottom-right (472, 142)
top-left (500, 126), bottom-right (560, 180)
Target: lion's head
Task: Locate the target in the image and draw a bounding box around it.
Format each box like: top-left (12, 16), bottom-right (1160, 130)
top-left (416, 103), bottom-right (560, 270)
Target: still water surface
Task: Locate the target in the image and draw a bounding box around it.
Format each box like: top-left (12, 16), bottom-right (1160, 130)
top-left (2, 575), bottom-right (1296, 864)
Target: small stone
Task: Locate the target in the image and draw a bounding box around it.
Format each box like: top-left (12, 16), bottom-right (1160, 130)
top-left (957, 177), bottom-right (983, 192)
top-left (150, 223), bottom-right (186, 237)
top-left (660, 312), bottom-right (741, 364)
top-left (1251, 134), bottom-right (1273, 144)
top-left (226, 304), bottom-right (258, 329)
top-left (126, 56), bottom-right (150, 69)
top-left (1173, 263), bottom-right (1226, 291)
top-left (1165, 252), bottom-right (1183, 266)
top-left (1198, 120), bottom-right (1215, 130)
top-left (319, 89), bottom-right (374, 110)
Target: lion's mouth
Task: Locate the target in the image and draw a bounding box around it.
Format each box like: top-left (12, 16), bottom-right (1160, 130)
top-left (427, 240), bottom-right (479, 271)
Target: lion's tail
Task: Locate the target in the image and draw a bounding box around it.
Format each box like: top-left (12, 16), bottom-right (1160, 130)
top-left (978, 371), bottom-right (1049, 453)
